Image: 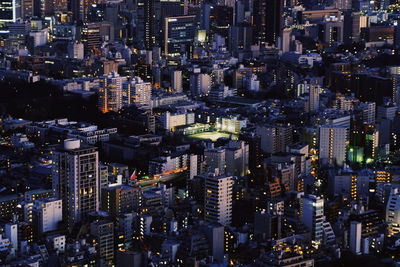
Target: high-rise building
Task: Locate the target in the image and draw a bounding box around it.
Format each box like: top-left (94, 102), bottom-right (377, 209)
top-left (190, 72), bottom-right (211, 97)
top-left (171, 70), bottom-right (183, 93)
top-left (386, 188), bottom-right (400, 236)
top-left (33, 198), bottom-right (63, 234)
top-left (80, 23), bottom-right (101, 56)
top-left (200, 223), bottom-right (225, 263)
top-left (0, 0), bottom-right (21, 24)
top-left (350, 221), bottom-right (362, 255)
top-left (70, 0), bottom-right (96, 22)
top-left (256, 124), bottom-right (293, 154)
top-left (122, 77), bottom-right (152, 110)
top-left (52, 139), bottom-right (99, 229)
top-left (301, 195), bottom-right (324, 247)
top-left (204, 146), bottom-right (226, 175)
top-left (137, 0), bottom-right (161, 49)
top-left (164, 15), bottom-right (196, 56)
top-left (204, 173), bottom-right (233, 226)
top-left (252, 0), bottom-right (283, 45)
top-left (239, 132), bottom-right (262, 172)
top-left (4, 223), bottom-right (18, 251)
top-left (254, 211), bottom-right (282, 240)
top-left (307, 85), bottom-right (320, 112)
top-left (225, 140), bottom-right (249, 177)
top-left (98, 72), bottom-right (127, 113)
top-left (67, 42), bottom-right (84, 59)
top-left (319, 125), bottom-right (348, 167)
top-left (21, 0), bottom-right (33, 18)
top-left (101, 185), bottom-right (140, 217)
top-left (91, 220), bottom-right (114, 266)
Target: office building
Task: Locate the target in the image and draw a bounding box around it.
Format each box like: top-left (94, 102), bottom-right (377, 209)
top-left (256, 124), bottom-right (293, 154)
top-left (307, 85), bottom-right (320, 112)
top-left (80, 23), bottom-right (101, 55)
top-left (0, 0), bottom-right (21, 25)
top-left (225, 140), bottom-right (249, 177)
top-left (204, 146), bottom-right (226, 175)
top-left (252, 0), bottom-right (283, 45)
top-left (136, 0), bottom-right (161, 49)
top-left (164, 15), bottom-right (196, 56)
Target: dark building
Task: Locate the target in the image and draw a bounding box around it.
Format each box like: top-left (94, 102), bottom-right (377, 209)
top-left (349, 209), bottom-right (381, 238)
top-left (210, 5), bottom-right (233, 39)
top-left (252, 0), bottom-right (283, 45)
top-left (239, 132), bottom-right (262, 172)
top-left (163, 15), bottom-right (197, 57)
top-left (137, 0), bottom-right (161, 49)
top-left (101, 185), bottom-right (141, 217)
top-left (254, 212), bottom-right (282, 240)
top-left (80, 23), bottom-right (101, 56)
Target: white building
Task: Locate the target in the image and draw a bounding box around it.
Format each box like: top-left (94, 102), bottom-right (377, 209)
top-left (386, 188), bottom-right (400, 236)
top-left (161, 111), bottom-right (195, 132)
top-left (29, 28), bottom-right (48, 47)
top-left (26, 118), bottom-right (117, 145)
top-left (350, 221), bottom-right (362, 255)
top-left (52, 139), bottom-right (99, 229)
top-left (204, 173), bottom-right (233, 226)
top-left (171, 70), bottom-right (183, 93)
top-left (47, 234), bottom-right (66, 253)
top-left (67, 42), bottom-right (84, 59)
top-left (190, 73), bottom-right (211, 96)
top-left (122, 77), bottom-right (152, 109)
top-left (319, 125), bottom-right (347, 167)
top-left (225, 140), bottom-right (249, 177)
top-left (5, 223), bottom-right (18, 251)
top-left (98, 72), bottom-right (127, 113)
top-left (33, 198), bottom-right (63, 233)
top-left (301, 195), bottom-right (324, 247)
top-left (148, 154), bottom-right (189, 176)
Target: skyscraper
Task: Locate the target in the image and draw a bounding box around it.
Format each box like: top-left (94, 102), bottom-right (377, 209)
top-left (137, 0), bottom-right (161, 49)
top-left (52, 139), bottom-right (99, 230)
top-left (80, 23), bottom-right (101, 55)
top-left (164, 15), bottom-right (197, 56)
top-left (252, 0), bottom-right (283, 45)
top-left (0, 0), bottom-right (21, 34)
top-left (204, 173), bottom-right (233, 226)
top-left (319, 125), bottom-right (348, 167)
